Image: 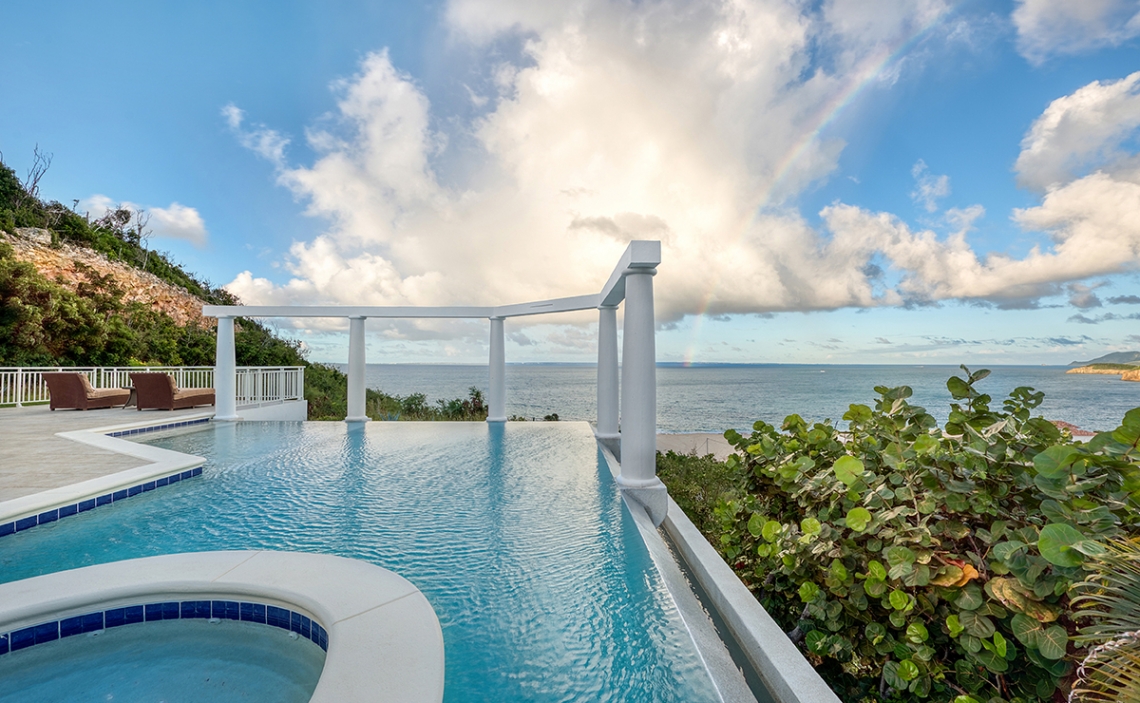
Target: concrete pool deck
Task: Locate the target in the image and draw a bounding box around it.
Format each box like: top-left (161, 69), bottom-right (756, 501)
top-left (0, 405), bottom-right (211, 502)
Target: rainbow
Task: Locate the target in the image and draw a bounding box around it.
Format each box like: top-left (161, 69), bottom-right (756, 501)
top-left (681, 7), bottom-right (955, 366)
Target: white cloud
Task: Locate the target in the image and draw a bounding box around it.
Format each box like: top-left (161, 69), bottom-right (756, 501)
top-left (1012, 0), bottom-right (1140, 64)
top-left (910, 159), bottom-right (950, 212)
top-left (224, 0), bottom-right (1139, 330)
top-left (80, 195), bottom-right (209, 247)
top-left (1015, 72), bottom-right (1140, 191)
top-left (222, 103), bottom-right (291, 166)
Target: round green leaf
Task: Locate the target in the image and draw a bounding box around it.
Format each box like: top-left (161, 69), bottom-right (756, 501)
top-left (846, 507), bottom-right (872, 532)
top-left (1037, 625), bottom-right (1068, 660)
top-left (833, 456), bottom-right (863, 486)
top-left (897, 659), bottom-right (920, 682)
top-left (1033, 445), bottom-right (1080, 478)
top-left (1038, 523), bottom-right (1086, 567)
top-left (747, 513), bottom-right (764, 537)
top-left (1010, 613), bottom-right (1043, 648)
top-left (800, 517), bottom-right (821, 536)
top-left (761, 520), bottom-right (782, 543)
top-left (953, 696), bottom-right (981, 703)
top-left (866, 560), bottom-right (887, 581)
top-left (946, 614), bottom-right (964, 638)
top-left (906, 622), bottom-right (929, 644)
top-left (889, 589), bottom-right (910, 611)
top-left (883, 661), bottom-right (906, 691)
top-left (798, 581), bottom-right (820, 603)
top-left (805, 630), bottom-right (827, 653)
top-left (959, 610), bottom-right (995, 639)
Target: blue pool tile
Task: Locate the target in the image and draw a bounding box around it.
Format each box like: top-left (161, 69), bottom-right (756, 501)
top-left (156, 477), bottom-right (169, 487)
top-left (142, 482), bottom-right (156, 492)
top-left (251, 603), bottom-right (267, 624)
top-left (127, 485), bottom-right (142, 497)
top-left (123, 605), bottom-right (144, 625)
top-left (263, 601), bottom-right (287, 628)
top-left (96, 494), bottom-right (112, 506)
top-left (168, 473), bottom-right (181, 484)
top-left (15, 516), bottom-right (37, 532)
top-left (213, 601), bottom-right (240, 621)
top-left (37, 509), bottom-right (58, 524)
top-left (60, 616), bottom-right (84, 638)
top-left (0, 522), bottom-right (13, 537)
top-left (161, 602), bottom-right (180, 619)
top-left (318, 627), bottom-right (328, 651)
top-left (59, 504), bottom-right (78, 518)
top-left (192, 467), bottom-right (202, 476)
top-left (78, 499), bottom-right (96, 512)
top-left (181, 601), bottom-right (212, 619)
top-left (300, 615), bottom-right (311, 639)
top-left (290, 612), bottom-right (303, 634)
top-left (112, 490), bottom-right (127, 501)
top-left (0, 633), bottom-right (8, 655)
top-left (81, 612), bottom-right (105, 632)
top-left (144, 603), bottom-right (163, 621)
top-left (10, 627), bottom-right (36, 652)
top-left (33, 622), bottom-right (58, 645)
top-left (105, 608), bottom-right (126, 627)
top-left (180, 470), bottom-right (193, 480)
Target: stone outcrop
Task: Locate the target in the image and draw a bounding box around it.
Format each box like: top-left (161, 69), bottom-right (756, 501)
top-left (1124, 370), bottom-right (1140, 382)
top-left (1066, 366), bottom-right (1136, 375)
top-left (1, 230), bottom-right (213, 328)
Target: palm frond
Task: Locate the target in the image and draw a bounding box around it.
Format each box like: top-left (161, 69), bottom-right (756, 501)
top-left (1072, 538), bottom-right (1140, 644)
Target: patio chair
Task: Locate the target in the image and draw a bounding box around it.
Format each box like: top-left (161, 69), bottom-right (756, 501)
top-left (43, 372), bottom-right (131, 411)
top-left (130, 372), bottom-right (216, 411)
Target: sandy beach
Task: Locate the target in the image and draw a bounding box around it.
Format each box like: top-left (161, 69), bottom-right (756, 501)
top-left (656, 432), bottom-right (734, 460)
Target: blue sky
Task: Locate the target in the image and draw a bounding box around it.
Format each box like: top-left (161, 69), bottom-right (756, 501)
top-left (2, 0), bottom-right (1139, 365)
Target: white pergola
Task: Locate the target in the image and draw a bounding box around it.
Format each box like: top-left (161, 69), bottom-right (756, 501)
top-left (203, 240), bottom-right (667, 523)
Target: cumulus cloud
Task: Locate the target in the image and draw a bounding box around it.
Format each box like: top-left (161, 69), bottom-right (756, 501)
top-left (224, 0), bottom-right (1139, 329)
top-left (80, 194), bottom-right (209, 247)
top-left (910, 159), bottom-right (950, 212)
top-left (1014, 72), bottom-right (1140, 192)
top-left (1012, 0), bottom-right (1140, 64)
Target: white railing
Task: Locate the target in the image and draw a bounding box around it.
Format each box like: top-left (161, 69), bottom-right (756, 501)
top-left (0, 366), bottom-right (304, 408)
top-left (235, 367), bottom-right (305, 407)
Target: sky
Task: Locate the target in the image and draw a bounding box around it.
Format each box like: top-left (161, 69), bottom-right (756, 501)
top-left (2, 0), bottom-right (1139, 366)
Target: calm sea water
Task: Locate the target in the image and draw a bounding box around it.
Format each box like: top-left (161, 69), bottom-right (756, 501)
top-left (344, 363), bottom-right (1140, 434)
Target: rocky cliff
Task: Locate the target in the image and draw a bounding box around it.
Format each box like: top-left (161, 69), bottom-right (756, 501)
top-left (2, 228), bottom-right (212, 328)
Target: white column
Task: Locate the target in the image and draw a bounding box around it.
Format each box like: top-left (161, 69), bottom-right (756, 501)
top-left (488, 317), bottom-right (506, 422)
top-left (617, 266), bottom-right (667, 525)
top-left (596, 306), bottom-right (619, 438)
top-left (346, 316), bottom-right (369, 423)
top-left (214, 316), bottom-right (239, 421)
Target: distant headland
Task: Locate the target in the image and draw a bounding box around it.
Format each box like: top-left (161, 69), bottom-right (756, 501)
top-left (1066, 351), bottom-right (1140, 382)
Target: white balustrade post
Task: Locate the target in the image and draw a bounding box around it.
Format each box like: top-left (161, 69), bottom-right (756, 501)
top-left (617, 264), bottom-right (667, 525)
top-left (596, 306), bottom-right (619, 438)
top-left (214, 316), bottom-right (240, 421)
top-left (15, 368), bottom-right (23, 408)
top-left (346, 316), bottom-right (369, 423)
top-left (488, 317), bottom-right (506, 422)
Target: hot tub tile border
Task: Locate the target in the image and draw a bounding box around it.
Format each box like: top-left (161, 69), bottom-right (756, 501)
top-left (0, 466), bottom-right (203, 540)
top-left (0, 599), bottom-right (329, 656)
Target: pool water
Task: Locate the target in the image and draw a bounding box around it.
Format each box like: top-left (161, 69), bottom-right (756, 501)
top-left (0, 619), bottom-right (324, 703)
top-left (0, 422), bottom-right (721, 703)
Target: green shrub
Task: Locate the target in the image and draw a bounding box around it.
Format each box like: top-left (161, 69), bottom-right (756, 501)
top-left (715, 367), bottom-right (1140, 702)
top-left (657, 449), bottom-right (744, 540)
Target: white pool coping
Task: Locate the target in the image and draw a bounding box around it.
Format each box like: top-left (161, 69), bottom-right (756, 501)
top-left (0, 412), bottom-right (214, 525)
top-left (0, 550), bottom-right (445, 703)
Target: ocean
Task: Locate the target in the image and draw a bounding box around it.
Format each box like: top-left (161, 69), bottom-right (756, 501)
top-left (339, 363), bottom-right (1140, 434)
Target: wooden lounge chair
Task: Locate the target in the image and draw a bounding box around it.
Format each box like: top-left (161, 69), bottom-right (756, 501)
top-left (43, 372), bottom-right (131, 411)
top-left (130, 372), bottom-right (216, 411)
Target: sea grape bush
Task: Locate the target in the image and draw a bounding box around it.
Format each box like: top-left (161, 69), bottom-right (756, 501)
top-left (716, 367), bottom-right (1140, 702)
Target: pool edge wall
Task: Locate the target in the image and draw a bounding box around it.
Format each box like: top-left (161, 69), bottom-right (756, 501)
top-left (600, 439), bottom-right (843, 703)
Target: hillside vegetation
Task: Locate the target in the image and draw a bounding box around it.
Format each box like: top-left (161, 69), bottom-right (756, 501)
top-left (0, 152), bottom-right (414, 419)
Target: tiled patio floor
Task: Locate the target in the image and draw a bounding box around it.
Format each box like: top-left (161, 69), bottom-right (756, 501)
top-left (0, 405), bottom-right (208, 502)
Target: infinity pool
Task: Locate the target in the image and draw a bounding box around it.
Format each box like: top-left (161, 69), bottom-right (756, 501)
top-left (0, 422), bottom-right (720, 702)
